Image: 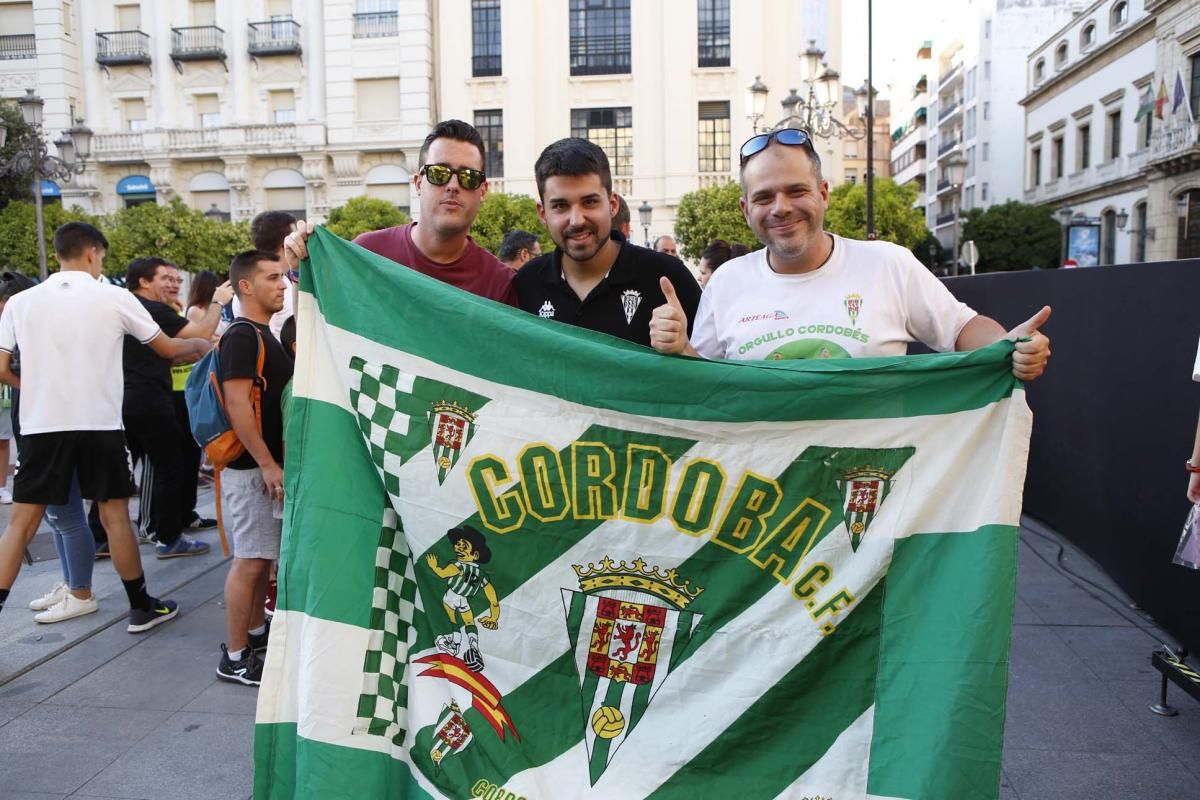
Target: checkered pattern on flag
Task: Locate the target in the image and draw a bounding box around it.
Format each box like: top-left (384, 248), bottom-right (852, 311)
top-left (255, 228), bottom-right (1034, 800)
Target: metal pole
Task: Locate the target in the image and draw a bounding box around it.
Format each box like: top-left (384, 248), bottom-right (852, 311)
top-left (33, 173), bottom-right (47, 282)
top-left (865, 0), bottom-right (875, 240)
top-left (1060, 224), bottom-right (1068, 267)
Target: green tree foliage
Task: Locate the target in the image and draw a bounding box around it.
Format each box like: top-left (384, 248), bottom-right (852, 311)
top-left (824, 178), bottom-right (928, 251)
top-left (103, 198), bottom-right (252, 275)
top-left (960, 201), bottom-right (1062, 272)
top-left (0, 197), bottom-right (253, 278)
top-left (470, 192), bottom-right (553, 256)
top-left (0, 200), bottom-right (96, 275)
top-left (324, 196), bottom-right (410, 241)
top-left (0, 104), bottom-right (35, 209)
top-left (673, 181), bottom-right (760, 262)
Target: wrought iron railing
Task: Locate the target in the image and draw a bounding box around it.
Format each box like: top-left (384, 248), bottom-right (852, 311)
top-left (0, 34), bottom-right (35, 60)
top-left (95, 30), bottom-right (152, 64)
top-left (353, 12), bottom-right (399, 38)
top-left (171, 26), bottom-right (225, 58)
top-left (248, 19), bottom-right (302, 54)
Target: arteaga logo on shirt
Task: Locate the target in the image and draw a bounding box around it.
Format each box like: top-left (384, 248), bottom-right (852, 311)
top-left (737, 310), bottom-right (790, 324)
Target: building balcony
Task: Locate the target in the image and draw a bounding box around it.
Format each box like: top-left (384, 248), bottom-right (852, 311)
top-left (171, 26), bottom-right (226, 62)
top-left (247, 19), bottom-right (302, 57)
top-left (935, 211), bottom-right (958, 227)
top-left (698, 172), bottom-right (734, 189)
top-left (938, 62), bottom-right (963, 90)
top-left (353, 11), bottom-right (399, 38)
top-left (937, 99), bottom-right (962, 123)
top-left (0, 34), bottom-right (35, 60)
top-left (95, 31), bottom-right (151, 66)
top-left (90, 123), bottom-right (327, 163)
top-left (1150, 121), bottom-right (1200, 164)
top-left (936, 138), bottom-right (962, 158)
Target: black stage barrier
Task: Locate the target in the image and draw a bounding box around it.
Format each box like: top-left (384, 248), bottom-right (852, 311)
top-left (934, 261), bottom-right (1200, 653)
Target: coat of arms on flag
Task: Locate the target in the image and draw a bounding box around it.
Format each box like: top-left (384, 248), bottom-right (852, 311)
top-left (838, 466), bottom-right (897, 551)
top-left (429, 401), bottom-right (476, 484)
top-left (429, 700), bottom-right (473, 768)
top-left (562, 557), bottom-right (703, 786)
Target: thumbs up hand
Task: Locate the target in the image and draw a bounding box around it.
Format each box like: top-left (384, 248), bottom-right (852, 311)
top-left (650, 277), bottom-right (691, 355)
top-left (1007, 305), bottom-right (1052, 381)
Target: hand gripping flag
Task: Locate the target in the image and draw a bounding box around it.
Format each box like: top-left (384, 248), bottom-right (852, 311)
top-left (254, 229), bottom-right (1034, 800)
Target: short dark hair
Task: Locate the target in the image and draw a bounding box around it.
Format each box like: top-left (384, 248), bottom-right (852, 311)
top-left (280, 315), bottom-right (297, 356)
top-left (613, 195), bottom-right (630, 230)
top-left (250, 211), bottom-right (297, 254)
top-left (498, 230), bottom-right (539, 263)
top-left (229, 249), bottom-right (281, 298)
top-left (534, 138), bottom-right (612, 199)
top-left (126, 257), bottom-right (175, 293)
top-left (701, 239), bottom-right (734, 271)
top-left (652, 235), bottom-right (675, 251)
top-left (418, 119), bottom-right (487, 171)
top-left (53, 222), bottom-right (108, 260)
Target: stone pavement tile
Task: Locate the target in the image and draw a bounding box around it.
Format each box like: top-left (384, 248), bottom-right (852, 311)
top-left (0, 622), bottom-right (137, 709)
top-left (43, 642), bottom-right (219, 713)
top-left (1007, 624), bottom-right (1097, 686)
top-left (0, 695), bottom-right (38, 727)
top-left (0, 704), bottom-right (169, 795)
top-left (180, 681), bottom-right (259, 718)
top-left (0, 793), bottom-right (68, 800)
top-left (77, 710), bottom-right (254, 800)
top-left (1054, 625), bottom-right (1165, 683)
top-left (1011, 596), bottom-right (1043, 626)
top-left (1003, 678), bottom-right (1160, 754)
top-left (1018, 576), bottom-right (1134, 627)
top-left (998, 768), bottom-right (1020, 800)
top-left (1003, 749), bottom-right (1200, 800)
top-left (1109, 678), bottom-right (1200, 782)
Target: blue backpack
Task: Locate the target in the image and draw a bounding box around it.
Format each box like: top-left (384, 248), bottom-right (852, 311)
top-left (184, 320), bottom-right (267, 470)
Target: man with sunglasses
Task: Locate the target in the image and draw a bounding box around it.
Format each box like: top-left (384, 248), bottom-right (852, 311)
top-left (650, 128), bottom-right (1051, 381)
top-left (283, 120), bottom-right (516, 305)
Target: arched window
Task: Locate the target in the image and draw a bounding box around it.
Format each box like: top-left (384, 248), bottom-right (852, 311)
top-left (263, 168), bottom-right (307, 218)
top-left (1080, 23), bottom-right (1096, 50)
top-left (1110, 1), bottom-right (1128, 30)
top-left (1034, 59), bottom-right (1046, 83)
top-left (189, 171), bottom-right (231, 218)
top-left (364, 164), bottom-right (411, 214)
top-left (1055, 42), bottom-right (1068, 69)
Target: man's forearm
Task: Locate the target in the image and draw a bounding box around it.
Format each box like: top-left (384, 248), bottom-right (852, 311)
top-left (954, 314), bottom-right (1007, 351)
top-left (226, 396), bottom-right (277, 468)
top-left (0, 366), bottom-right (19, 390)
top-left (179, 302), bottom-right (224, 340)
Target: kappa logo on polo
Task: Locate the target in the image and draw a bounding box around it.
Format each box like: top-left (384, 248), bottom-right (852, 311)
top-left (620, 290), bottom-right (642, 324)
top-left (538, 301), bottom-right (556, 319)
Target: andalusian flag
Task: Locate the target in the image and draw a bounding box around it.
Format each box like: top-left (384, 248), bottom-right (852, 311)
top-left (255, 229), bottom-right (1033, 799)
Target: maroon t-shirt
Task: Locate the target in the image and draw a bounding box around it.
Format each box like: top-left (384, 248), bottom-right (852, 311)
top-left (354, 223), bottom-right (517, 306)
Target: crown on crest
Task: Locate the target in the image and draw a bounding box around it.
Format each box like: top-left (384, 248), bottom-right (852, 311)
top-left (842, 465), bottom-right (894, 482)
top-left (573, 557), bottom-right (704, 610)
top-left (430, 400), bottom-right (475, 422)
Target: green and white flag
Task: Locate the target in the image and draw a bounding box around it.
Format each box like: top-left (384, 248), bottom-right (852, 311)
top-left (255, 228), bottom-right (1032, 800)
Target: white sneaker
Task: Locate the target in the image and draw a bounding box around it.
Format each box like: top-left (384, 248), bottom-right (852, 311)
top-left (29, 581), bottom-right (68, 611)
top-left (34, 593), bottom-right (98, 624)
top-left (0, 487), bottom-right (11, 504)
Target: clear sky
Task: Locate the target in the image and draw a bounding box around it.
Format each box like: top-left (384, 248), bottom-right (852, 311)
top-left (840, 0), bottom-right (952, 99)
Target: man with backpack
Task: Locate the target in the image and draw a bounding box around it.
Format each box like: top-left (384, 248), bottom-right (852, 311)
top-left (210, 250), bottom-right (293, 685)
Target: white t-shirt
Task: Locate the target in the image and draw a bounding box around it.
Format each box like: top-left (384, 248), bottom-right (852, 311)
top-left (231, 277), bottom-right (294, 342)
top-left (691, 234), bottom-right (977, 361)
top-left (0, 271), bottom-right (161, 434)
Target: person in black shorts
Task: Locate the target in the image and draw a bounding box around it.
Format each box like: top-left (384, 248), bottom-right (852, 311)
top-left (0, 222), bottom-right (210, 631)
top-left (514, 138), bottom-right (701, 347)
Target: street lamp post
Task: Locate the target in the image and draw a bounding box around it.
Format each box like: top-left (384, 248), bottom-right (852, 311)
top-left (0, 89), bottom-right (92, 281)
top-left (638, 201), bottom-right (652, 248)
top-left (1056, 206), bottom-right (1074, 266)
top-left (943, 153), bottom-right (967, 276)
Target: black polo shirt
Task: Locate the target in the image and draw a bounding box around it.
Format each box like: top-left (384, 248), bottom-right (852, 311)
top-left (514, 232), bottom-right (702, 347)
top-left (123, 296), bottom-right (187, 415)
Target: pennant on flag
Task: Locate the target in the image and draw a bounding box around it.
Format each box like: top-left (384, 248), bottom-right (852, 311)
top-left (1174, 68), bottom-right (1194, 122)
top-left (254, 229), bottom-right (1035, 800)
top-left (1156, 78), bottom-right (1170, 120)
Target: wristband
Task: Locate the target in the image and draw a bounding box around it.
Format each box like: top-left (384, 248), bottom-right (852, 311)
top-left (1188, 460), bottom-right (1200, 474)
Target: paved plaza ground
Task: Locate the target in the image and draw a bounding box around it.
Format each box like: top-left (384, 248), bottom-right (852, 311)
top-left (0, 482), bottom-right (1196, 799)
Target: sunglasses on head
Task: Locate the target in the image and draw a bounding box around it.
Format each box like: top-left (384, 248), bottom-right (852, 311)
top-left (739, 128), bottom-right (814, 166)
top-left (420, 163), bottom-right (486, 190)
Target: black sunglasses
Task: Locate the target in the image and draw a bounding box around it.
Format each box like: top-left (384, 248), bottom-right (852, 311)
top-left (739, 128), bottom-right (815, 165)
top-left (420, 163), bottom-right (486, 190)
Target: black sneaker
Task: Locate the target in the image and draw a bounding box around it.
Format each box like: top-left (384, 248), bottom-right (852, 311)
top-left (127, 599), bottom-right (179, 633)
top-left (217, 645), bottom-right (263, 686)
top-left (185, 515), bottom-right (218, 531)
top-left (248, 620), bottom-right (271, 653)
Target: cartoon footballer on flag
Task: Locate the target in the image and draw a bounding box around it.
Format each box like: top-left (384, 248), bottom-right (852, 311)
top-left (254, 229), bottom-right (1034, 800)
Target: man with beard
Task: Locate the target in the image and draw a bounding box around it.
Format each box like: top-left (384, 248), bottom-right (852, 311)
top-left (283, 120), bottom-right (515, 304)
top-left (649, 128), bottom-right (1051, 380)
top-left (515, 138), bottom-right (700, 347)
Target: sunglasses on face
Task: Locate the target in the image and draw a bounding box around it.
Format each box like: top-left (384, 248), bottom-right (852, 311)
top-left (739, 128), bottom-right (815, 166)
top-left (420, 163), bottom-right (486, 190)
